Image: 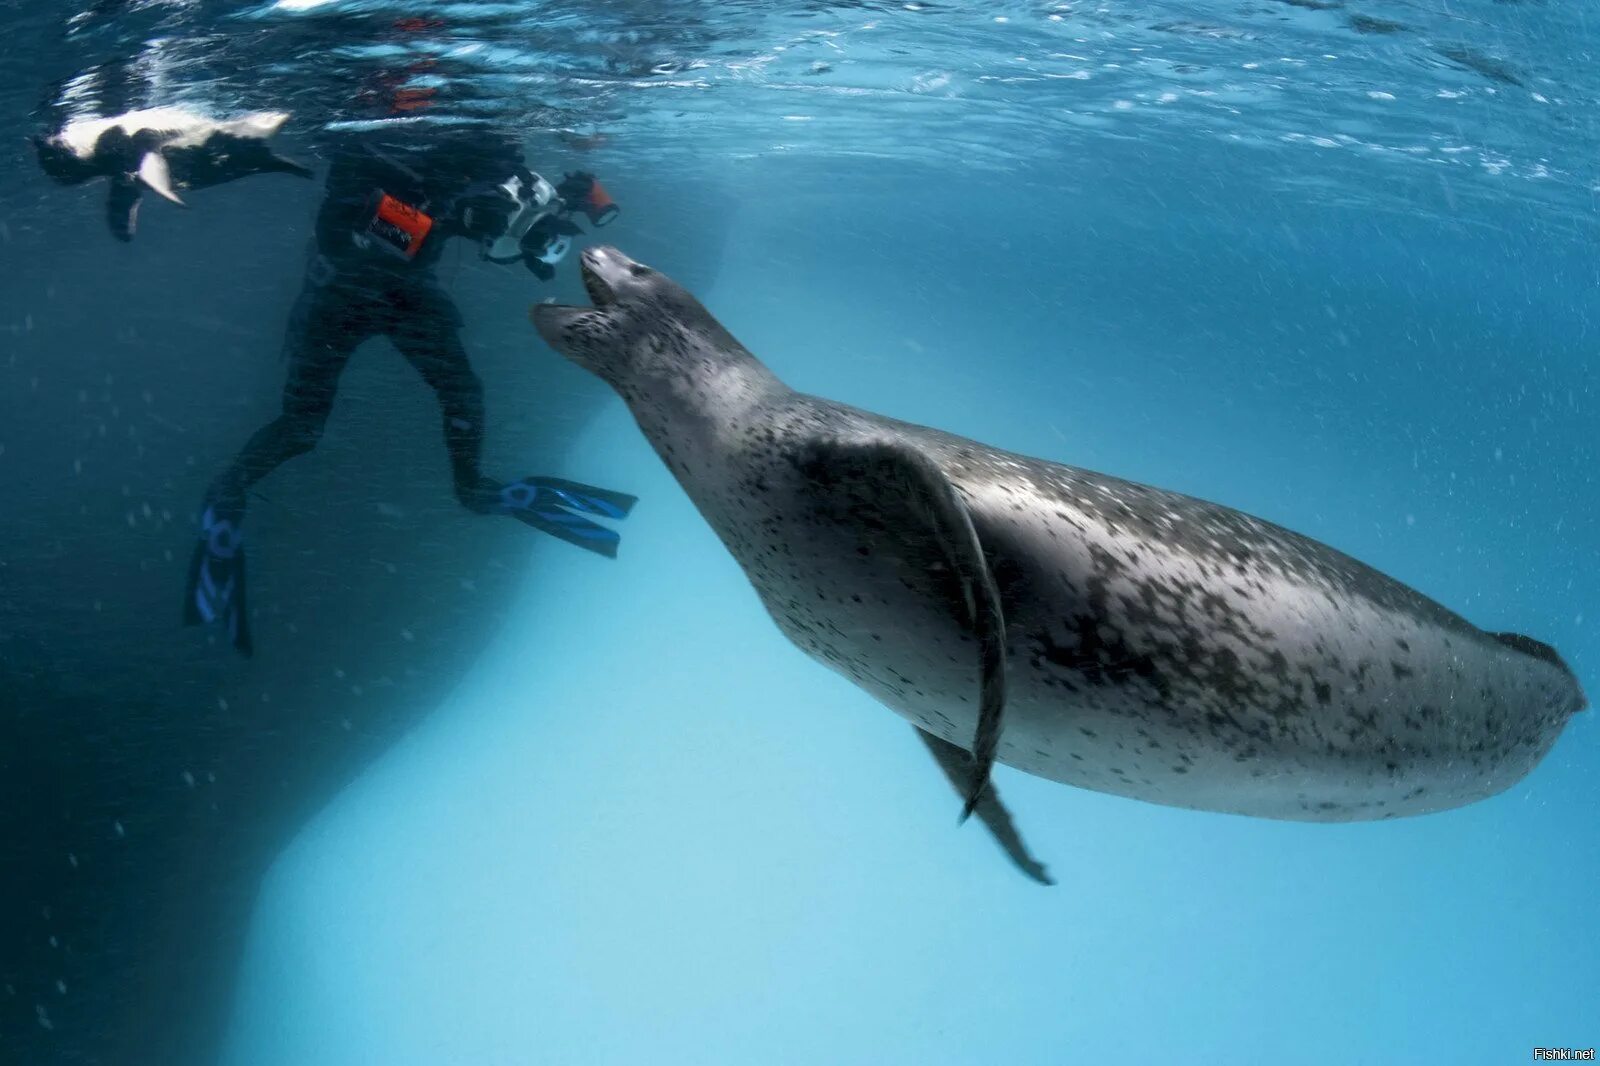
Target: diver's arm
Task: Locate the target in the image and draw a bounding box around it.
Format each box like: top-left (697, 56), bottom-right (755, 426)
top-left (312, 150), bottom-right (382, 253)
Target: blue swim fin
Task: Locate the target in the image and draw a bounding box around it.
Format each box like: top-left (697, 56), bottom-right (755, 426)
top-left (182, 503), bottom-right (253, 657)
top-left (497, 476), bottom-right (637, 558)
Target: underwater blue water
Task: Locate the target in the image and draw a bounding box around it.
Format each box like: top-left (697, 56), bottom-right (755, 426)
top-left (222, 183), bottom-right (1599, 1065)
top-left (2, 2), bottom-right (1596, 1064)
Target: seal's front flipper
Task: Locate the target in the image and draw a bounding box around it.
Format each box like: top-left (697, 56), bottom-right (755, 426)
top-left (136, 152), bottom-right (185, 204)
top-left (498, 476), bottom-right (638, 558)
top-left (916, 727), bottom-right (1054, 885)
top-left (795, 438), bottom-right (1008, 818)
top-left (107, 177), bottom-right (142, 242)
top-left (183, 504), bottom-right (253, 657)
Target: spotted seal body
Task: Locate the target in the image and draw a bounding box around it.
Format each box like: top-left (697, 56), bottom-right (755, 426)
top-left (533, 246), bottom-right (1587, 881)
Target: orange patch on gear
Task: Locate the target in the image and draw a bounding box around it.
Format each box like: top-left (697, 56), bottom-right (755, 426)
top-left (371, 194), bottom-right (434, 258)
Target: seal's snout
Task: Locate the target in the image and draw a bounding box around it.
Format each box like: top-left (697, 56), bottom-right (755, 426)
top-left (531, 247), bottom-right (629, 349)
top-left (580, 244), bottom-right (645, 306)
top-left (533, 246), bottom-right (671, 369)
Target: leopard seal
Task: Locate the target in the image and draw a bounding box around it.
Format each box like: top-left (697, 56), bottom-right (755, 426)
top-left (532, 245), bottom-right (1588, 884)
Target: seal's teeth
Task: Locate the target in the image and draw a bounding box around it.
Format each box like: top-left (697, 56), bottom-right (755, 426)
top-left (581, 260), bottom-right (616, 308)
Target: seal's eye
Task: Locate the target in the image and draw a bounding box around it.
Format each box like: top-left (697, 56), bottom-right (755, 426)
top-left (629, 264), bottom-right (654, 279)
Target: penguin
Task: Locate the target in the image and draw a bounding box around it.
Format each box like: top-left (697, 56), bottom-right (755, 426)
top-left (33, 107), bottom-right (314, 241)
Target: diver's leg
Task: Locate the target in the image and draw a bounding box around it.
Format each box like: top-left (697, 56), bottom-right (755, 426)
top-left (390, 306), bottom-right (498, 513)
top-left (393, 294), bottom-right (637, 556)
top-left (186, 277), bottom-right (364, 655)
top-left (206, 291), bottom-right (360, 510)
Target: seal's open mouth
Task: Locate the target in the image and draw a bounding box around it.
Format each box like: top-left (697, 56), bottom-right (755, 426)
top-left (531, 245), bottom-right (632, 352)
top-left (580, 252), bottom-right (616, 308)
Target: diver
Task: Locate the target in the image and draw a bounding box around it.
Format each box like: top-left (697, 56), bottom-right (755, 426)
top-left (184, 125), bottom-right (632, 657)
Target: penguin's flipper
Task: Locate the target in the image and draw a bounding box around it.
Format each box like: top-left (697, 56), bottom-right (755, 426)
top-left (268, 153), bottom-right (315, 179)
top-left (136, 151), bottom-right (184, 204)
top-left (106, 177), bottom-right (142, 242)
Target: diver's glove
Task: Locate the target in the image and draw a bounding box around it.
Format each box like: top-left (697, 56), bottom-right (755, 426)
top-left (556, 171), bottom-right (619, 227)
top-left (456, 166), bottom-right (542, 240)
top-left (456, 184), bottom-right (516, 241)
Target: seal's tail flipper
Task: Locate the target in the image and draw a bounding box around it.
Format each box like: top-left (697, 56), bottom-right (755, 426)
top-left (796, 438), bottom-right (1008, 819)
top-left (498, 476), bottom-right (638, 558)
top-left (1489, 631), bottom-right (1586, 712)
top-left (916, 727), bottom-right (1054, 885)
top-left (1490, 631), bottom-right (1575, 674)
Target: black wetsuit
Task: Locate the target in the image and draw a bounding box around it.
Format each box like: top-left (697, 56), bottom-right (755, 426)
top-left (184, 133), bottom-right (633, 657)
top-left (207, 129), bottom-right (528, 514)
